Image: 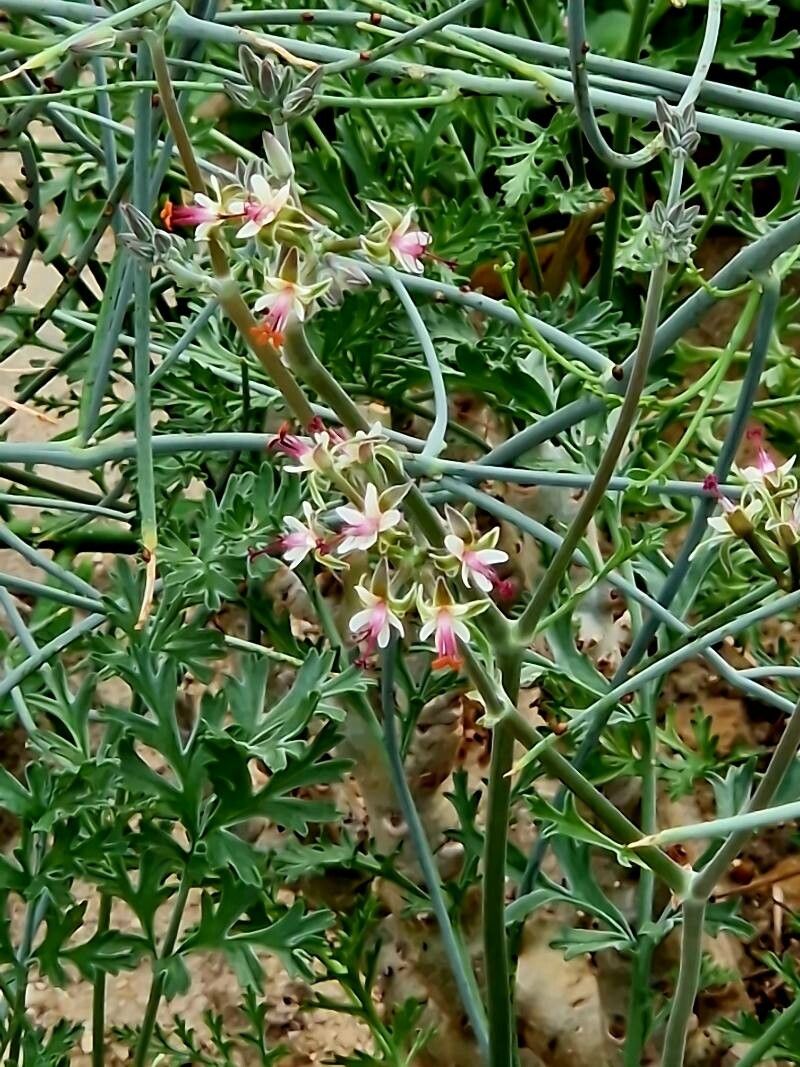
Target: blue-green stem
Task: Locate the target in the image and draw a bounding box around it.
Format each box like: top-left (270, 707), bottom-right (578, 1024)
top-left (597, 0), bottom-right (650, 299)
top-left (659, 900), bottom-right (706, 1067)
top-left (481, 648), bottom-right (521, 1067)
top-left (567, 0), bottom-right (720, 170)
top-left (384, 270), bottom-right (448, 459)
top-left (0, 494), bottom-right (129, 521)
top-left (640, 795), bottom-right (800, 849)
top-left (132, 43), bottom-right (157, 624)
top-left (168, 9), bottom-right (800, 155)
top-left (659, 694), bottom-right (800, 1067)
top-left (0, 522), bottom-right (100, 601)
top-left (78, 255), bottom-right (134, 443)
top-left (515, 160), bottom-right (682, 646)
top-left (380, 641), bottom-right (489, 1060)
top-left (0, 571), bottom-right (100, 614)
top-left (324, 0), bottom-right (487, 75)
top-left (339, 258), bottom-right (611, 374)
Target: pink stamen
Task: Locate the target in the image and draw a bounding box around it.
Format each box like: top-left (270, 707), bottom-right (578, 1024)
top-left (354, 602), bottom-right (388, 658)
top-left (269, 423), bottom-right (310, 461)
top-left (703, 474), bottom-right (735, 512)
top-left (463, 550), bottom-right (500, 585)
top-left (431, 613), bottom-right (461, 671)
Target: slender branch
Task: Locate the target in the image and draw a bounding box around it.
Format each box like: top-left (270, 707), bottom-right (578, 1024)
top-left (324, 0), bottom-right (488, 75)
top-left (379, 641), bottom-right (489, 1060)
top-left (567, 0), bottom-right (720, 170)
top-left (133, 867), bottom-right (192, 1067)
top-left (384, 270), bottom-right (448, 459)
top-left (732, 996), bottom-right (800, 1067)
top-left (0, 136), bottom-right (39, 315)
top-left (515, 161), bottom-right (682, 646)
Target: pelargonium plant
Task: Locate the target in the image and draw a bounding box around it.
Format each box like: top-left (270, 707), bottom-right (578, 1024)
top-left (2, 0), bottom-right (800, 1065)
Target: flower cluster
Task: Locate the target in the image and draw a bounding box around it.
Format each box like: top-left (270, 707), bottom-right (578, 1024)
top-left (156, 131), bottom-right (434, 348)
top-left (703, 430), bottom-right (800, 585)
top-left (256, 420), bottom-right (508, 670)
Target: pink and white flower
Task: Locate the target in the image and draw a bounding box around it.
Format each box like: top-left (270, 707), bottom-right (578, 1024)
top-left (269, 502), bottom-right (329, 569)
top-left (269, 422), bottom-right (337, 475)
top-left (349, 585), bottom-right (404, 654)
top-left (333, 421), bottom-right (391, 469)
top-left (362, 201), bottom-right (432, 275)
top-left (442, 508), bottom-right (508, 593)
top-left (160, 176), bottom-right (226, 241)
top-left (417, 579), bottom-right (487, 672)
top-left (252, 261), bottom-right (331, 349)
top-left (336, 483), bottom-right (407, 555)
top-left (388, 211), bottom-right (431, 274)
top-left (230, 174), bottom-right (291, 239)
top-left (738, 429), bottom-right (796, 497)
top-left (697, 475), bottom-right (761, 554)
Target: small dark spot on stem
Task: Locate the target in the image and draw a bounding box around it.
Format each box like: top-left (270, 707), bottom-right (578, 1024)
top-left (300, 11), bottom-right (315, 22)
top-left (370, 11), bottom-right (382, 23)
top-left (611, 364), bottom-right (624, 380)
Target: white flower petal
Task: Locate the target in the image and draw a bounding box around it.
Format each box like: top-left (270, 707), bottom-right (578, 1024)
top-left (379, 508), bottom-right (402, 531)
top-left (419, 619), bottom-right (435, 641)
top-left (356, 586), bottom-right (380, 608)
top-left (236, 220), bottom-right (260, 239)
top-left (444, 534), bottom-right (465, 559)
top-left (472, 572), bottom-right (493, 594)
top-left (349, 608), bottom-right (374, 633)
top-left (363, 483), bottom-right (380, 515)
top-left (336, 505), bottom-right (364, 526)
top-left (476, 548), bottom-right (507, 566)
top-left (250, 173), bottom-right (271, 201)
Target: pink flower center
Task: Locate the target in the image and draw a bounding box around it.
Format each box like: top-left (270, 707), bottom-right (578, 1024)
top-left (463, 550), bottom-right (498, 583)
top-left (266, 288), bottom-right (295, 334)
top-left (756, 447), bottom-right (776, 475)
top-left (344, 514), bottom-right (380, 538)
top-left (356, 603), bottom-right (388, 655)
top-left (432, 611), bottom-right (461, 671)
top-left (391, 231), bottom-right (427, 260)
top-left (244, 200), bottom-right (274, 225)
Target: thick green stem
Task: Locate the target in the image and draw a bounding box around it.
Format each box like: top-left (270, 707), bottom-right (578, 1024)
top-left (660, 899), bottom-right (706, 1067)
top-left (733, 995), bottom-right (800, 1067)
top-left (482, 651), bottom-right (521, 1067)
top-left (91, 894), bottom-right (112, 1067)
